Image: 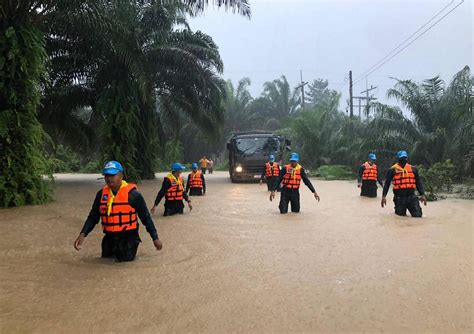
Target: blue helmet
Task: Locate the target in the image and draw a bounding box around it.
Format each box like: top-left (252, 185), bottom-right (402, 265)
top-left (192, 163), bottom-right (198, 169)
top-left (269, 154), bottom-right (275, 162)
top-left (397, 150), bottom-right (408, 159)
top-left (102, 160), bottom-right (124, 175)
top-left (171, 162), bottom-right (186, 172)
top-left (368, 153), bottom-right (377, 161)
top-left (289, 152), bottom-right (300, 162)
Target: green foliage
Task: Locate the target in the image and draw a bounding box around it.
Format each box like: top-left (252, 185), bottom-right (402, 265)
top-left (79, 160), bottom-right (102, 174)
top-left (0, 26), bottom-right (52, 207)
top-left (155, 141), bottom-right (184, 172)
top-left (48, 145), bottom-right (80, 173)
top-left (317, 165), bottom-right (354, 180)
top-left (418, 160), bottom-right (456, 201)
top-left (215, 161), bottom-right (229, 171)
top-left (99, 80), bottom-right (142, 182)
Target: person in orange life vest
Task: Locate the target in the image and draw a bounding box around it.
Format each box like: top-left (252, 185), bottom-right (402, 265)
top-left (151, 162), bottom-right (192, 216)
top-left (381, 151), bottom-right (427, 217)
top-left (199, 156), bottom-right (210, 174)
top-left (73, 161), bottom-right (162, 262)
top-left (186, 163), bottom-right (206, 196)
top-left (270, 153), bottom-right (320, 214)
top-left (260, 154), bottom-right (280, 191)
top-left (358, 153), bottom-right (384, 198)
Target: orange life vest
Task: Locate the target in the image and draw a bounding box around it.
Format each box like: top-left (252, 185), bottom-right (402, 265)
top-left (282, 164), bottom-right (302, 189)
top-left (99, 183), bottom-right (138, 233)
top-left (265, 162), bottom-right (280, 177)
top-left (362, 161), bottom-right (378, 181)
top-left (189, 171), bottom-right (203, 189)
top-left (392, 163), bottom-right (416, 190)
top-left (166, 175), bottom-right (184, 200)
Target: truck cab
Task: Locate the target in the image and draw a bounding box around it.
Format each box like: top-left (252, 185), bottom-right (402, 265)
top-left (226, 132), bottom-right (290, 183)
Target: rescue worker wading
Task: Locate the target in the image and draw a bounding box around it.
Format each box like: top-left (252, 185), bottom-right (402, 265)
top-left (199, 156), bottom-right (210, 174)
top-left (381, 151), bottom-right (427, 217)
top-left (358, 153), bottom-right (383, 198)
top-left (270, 153), bottom-right (320, 214)
top-left (73, 161), bottom-right (162, 262)
top-left (260, 154), bottom-right (280, 191)
top-left (151, 163), bottom-right (193, 216)
top-left (186, 163), bottom-right (206, 196)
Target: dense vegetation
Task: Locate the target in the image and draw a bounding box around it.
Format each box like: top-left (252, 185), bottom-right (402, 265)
top-left (220, 69), bottom-right (473, 181)
top-left (1, 0), bottom-right (250, 207)
top-left (1, 1), bottom-right (471, 208)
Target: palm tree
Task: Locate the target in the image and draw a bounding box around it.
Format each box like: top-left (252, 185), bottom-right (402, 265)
top-left (387, 66), bottom-right (472, 170)
top-left (224, 78), bottom-right (257, 133)
top-left (258, 75), bottom-right (301, 129)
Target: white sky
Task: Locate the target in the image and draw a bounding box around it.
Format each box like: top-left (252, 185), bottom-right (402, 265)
top-left (189, 0), bottom-right (473, 111)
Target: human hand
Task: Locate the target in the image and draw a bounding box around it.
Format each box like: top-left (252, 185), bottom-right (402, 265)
top-left (151, 205), bottom-right (156, 214)
top-left (381, 197), bottom-right (387, 208)
top-left (74, 233), bottom-right (86, 251)
top-left (153, 238), bottom-right (163, 251)
top-left (420, 195), bottom-right (427, 206)
top-left (269, 192), bottom-right (275, 201)
top-left (314, 192), bottom-right (320, 202)
top-left (357, 183), bottom-right (361, 188)
top-left (188, 201), bottom-right (193, 211)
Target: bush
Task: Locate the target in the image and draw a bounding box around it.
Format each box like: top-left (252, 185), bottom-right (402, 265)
top-left (79, 160), bottom-right (102, 173)
top-left (48, 145), bottom-right (81, 173)
top-left (215, 161), bottom-right (229, 171)
top-left (418, 160), bottom-right (456, 201)
top-left (155, 141), bottom-right (184, 172)
top-left (317, 165), bottom-right (354, 180)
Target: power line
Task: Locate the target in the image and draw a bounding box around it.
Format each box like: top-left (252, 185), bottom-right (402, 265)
top-left (354, 0), bottom-right (464, 84)
top-left (355, 0), bottom-right (455, 82)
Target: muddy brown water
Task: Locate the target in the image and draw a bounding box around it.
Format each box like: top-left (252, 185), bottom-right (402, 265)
top-left (0, 172), bottom-right (472, 333)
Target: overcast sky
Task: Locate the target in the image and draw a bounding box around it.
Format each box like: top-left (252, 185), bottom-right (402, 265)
top-left (189, 0), bottom-right (472, 111)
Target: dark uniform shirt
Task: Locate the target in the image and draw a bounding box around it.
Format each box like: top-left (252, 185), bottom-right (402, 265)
top-left (154, 177), bottom-right (189, 206)
top-left (186, 173), bottom-right (206, 193)
top-left (275, 166), bottom-right (316, 193)
top-left (357, 163), bottom-right (384, 186)
top-left (382, 165), bottom-right (425, 197)
top-left (81, 189), bottom-right (159, 240)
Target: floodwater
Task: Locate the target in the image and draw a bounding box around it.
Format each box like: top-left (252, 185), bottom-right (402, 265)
top-left (0, 172), bottom-right (472, 333)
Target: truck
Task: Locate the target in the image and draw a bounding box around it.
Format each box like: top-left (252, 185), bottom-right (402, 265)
top-left (226, 132), bottom-right (291, 183)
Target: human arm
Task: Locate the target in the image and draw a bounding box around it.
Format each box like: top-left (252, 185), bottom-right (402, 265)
top-left (186, 174), bottom-right (191, 194)
top-left (357, 165), bottom-right (364, 186)
top-left (74, 190), bottom-right (101, 250)
top-left (381, 168), bottom-right (394, 207)
top-left (129, 190), bottom-right (159, 241)
top-left (302, 168), bottom-right (320, 201)
top-left (151, 178), bottom-right (170, 214)
top-left (202, 174), bottom-right (206, 194)
top-left (413, 167), bottom-right (427, 205)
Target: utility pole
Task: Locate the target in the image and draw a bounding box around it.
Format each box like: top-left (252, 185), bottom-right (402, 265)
top-left (349, 70), bottom-right (353, 118)
top-left (296, 70), bottom-right (308, 110)
top-left (361, 83), bottom-right (377, 119)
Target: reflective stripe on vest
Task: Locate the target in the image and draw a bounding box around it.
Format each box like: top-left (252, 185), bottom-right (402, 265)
top-left (282, 164), bottom-right (302, 189)
top-left (265, 162), bottom-right (280, 177)
top-left (392, 163), bottom-right (416, 190)
top-left (99, 184), bottom-right (138, 233)
top-left (189, 172), bottom-right (203, 189)
top-left (362, 162), bottom-right (378, 181)
top-left (166, 176), bottom-right (184, 200)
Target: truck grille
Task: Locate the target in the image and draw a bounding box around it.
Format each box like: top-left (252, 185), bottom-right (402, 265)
top-left (242, 165), bottom-right (264, 174)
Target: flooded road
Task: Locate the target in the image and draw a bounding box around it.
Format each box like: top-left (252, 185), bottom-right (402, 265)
top-left (0, 172), bottom-right (472, 332)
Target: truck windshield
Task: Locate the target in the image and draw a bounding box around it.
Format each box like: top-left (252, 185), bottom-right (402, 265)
top-left (235, 137), bottom-right (280, 155)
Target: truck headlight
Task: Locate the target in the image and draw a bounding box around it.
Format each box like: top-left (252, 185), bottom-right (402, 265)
top-left (235, 166), bottom-right (243, 173)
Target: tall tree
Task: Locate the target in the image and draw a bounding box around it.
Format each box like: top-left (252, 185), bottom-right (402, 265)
top-left (306, 79), bottom-right (341, 112)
